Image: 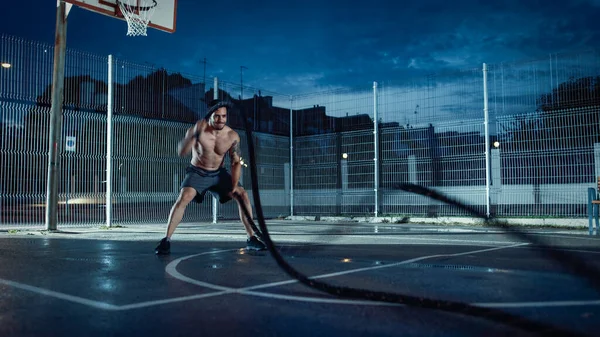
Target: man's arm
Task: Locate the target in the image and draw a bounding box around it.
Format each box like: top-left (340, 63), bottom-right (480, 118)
top-left (228, 133), bottom-right (243, 190)
top-left (177, 120), bottom-right (205, 157)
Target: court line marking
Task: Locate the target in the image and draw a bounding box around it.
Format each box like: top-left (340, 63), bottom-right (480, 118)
top-left (156, 235), bottom-right (524, 246)
top-left (0, 278), bottom-right (118, 310)
top-left (165, 242), bottom-right (600, 309)
top-left (116, 290), bottom-right (232, 311)
top-left (218, 244), bottom-right (533, 293)
top-left (474, 299), bottom-right (600, 308)
top-left (314, 235), bottom-right (527, 245)
top-left (4, 244), bottom-right (522, 310)
top-left (236, 290), bottom-right (600, 309)
top-left (238, 242), bottom-right (531, 291)
top-left (163, 249), bottom-right (240, 292)
top-left (0, 249), bottom-right (239, 312)
top-left (3, 243), bottom-right (600, 311)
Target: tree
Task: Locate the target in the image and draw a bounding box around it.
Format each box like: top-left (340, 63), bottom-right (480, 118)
top-left (116, 68), bottom-right (197, 122)
top-left (537, 76), bottom-right (600, 147)
top-left (500, 75), bottom-right (600, 191)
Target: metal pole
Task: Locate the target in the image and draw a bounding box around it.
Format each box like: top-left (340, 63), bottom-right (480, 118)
top-left (106, 55), bottom-right (114, 227)
top-left (45, 1), bottom-right (68, 231)
top-left (161, 68), bottom-right (165, 119)
top-left (373, 81), bottom-right (379, 218)
top-left (212, 77), bottom-right (218, 224)
top-left (201, 58), bottom-right (207, 117)
top-left (289, 96), bottom-right (294, 216)
top-left (240, 66), bottom-right (247, 99)
top-left (202, 57), bottom-right (206, 85)
top-left (66, 153), bottom-right (70, 218)
top-left (483, 63), bottom-right (491, 218)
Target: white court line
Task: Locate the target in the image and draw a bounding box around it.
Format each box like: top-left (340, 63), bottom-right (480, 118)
top-left (0, 277), bottom-right (235, 312)
top-left (475, 299), bottom-right (600, 308)
top-left (163, 249), bottom-right (239, 291)
top-left (4, 243), bottom-right (600, 311)
top-left (236, 291), bottom-right (600, 309)
top-left (0, 278), bottom-right (118, 310)
top-left (165, 242), bottom-right (600, 309)
top-left (239, 243), bottom-right (530, 292)
top-left (327, 235), bottom-right (525, 245)
top-left (116, 290), bottom-right (232, 310)
top-left (0, 249), bottom-right (239, 311)
top-left (240, 290), bottom-right (404, 307)
top-left (164, 243), bottom-right (543, 308)
top-left (296, 243), bottom-right (530, 280)
top-left (4, 244), bottom-right (523, 311)
top-left (231, 242), bottom-right (600, 309)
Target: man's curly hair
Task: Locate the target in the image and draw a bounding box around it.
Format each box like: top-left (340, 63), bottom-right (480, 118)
top-left (205, 100), bottom-right (233, 120)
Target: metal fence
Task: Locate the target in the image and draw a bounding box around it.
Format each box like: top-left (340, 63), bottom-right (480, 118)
top-left (0, 35), bottom-right (291, 228)
top-left (1, 34), bottom-right (599, 229)
top-left (290, 53), bottom-right (600, 220)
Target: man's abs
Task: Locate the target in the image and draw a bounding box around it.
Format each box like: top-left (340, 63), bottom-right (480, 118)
top-left (191, 151), bottom-right (225, 171)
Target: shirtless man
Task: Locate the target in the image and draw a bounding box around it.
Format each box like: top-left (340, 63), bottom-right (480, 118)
top-left (155, 101), bottom-right (266, 254)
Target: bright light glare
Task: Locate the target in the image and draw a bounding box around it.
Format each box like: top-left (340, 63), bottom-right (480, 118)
top-left (1, 63), bottom-right (11, 69)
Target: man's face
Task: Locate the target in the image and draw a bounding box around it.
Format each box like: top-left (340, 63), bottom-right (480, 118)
top-left (211, 107), bottom-right (227, 130)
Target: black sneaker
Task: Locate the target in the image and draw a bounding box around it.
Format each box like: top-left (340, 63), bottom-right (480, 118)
top-left (246, 236), bottom-right (266, 251)
top-left (155, 238), bottom-right (171, 255)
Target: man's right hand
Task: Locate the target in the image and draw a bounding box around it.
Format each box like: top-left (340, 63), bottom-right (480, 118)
top-left (178, 121), bottom-right (204, 157)
top-left (191, 121), bottom-right (201, 139)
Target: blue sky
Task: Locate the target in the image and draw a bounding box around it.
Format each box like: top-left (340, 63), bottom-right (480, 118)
top-left (1, 0), bottom-right (599, 96)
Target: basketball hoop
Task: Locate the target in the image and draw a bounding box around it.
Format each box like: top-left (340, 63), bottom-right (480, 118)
top-left (117, 0), bottom-right (158, 36)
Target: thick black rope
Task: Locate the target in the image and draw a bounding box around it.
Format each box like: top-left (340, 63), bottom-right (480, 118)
top-left (232, 104), bottom-right (585, 337)
top-left (396, 183), bottom-right (600, 293)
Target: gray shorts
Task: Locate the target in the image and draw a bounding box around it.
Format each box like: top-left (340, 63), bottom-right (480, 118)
top-left (180, 165), bottom-right (239, 204)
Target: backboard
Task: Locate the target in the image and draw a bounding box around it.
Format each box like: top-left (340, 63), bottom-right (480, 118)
top-left (63, 0), bottom-right (177, 33)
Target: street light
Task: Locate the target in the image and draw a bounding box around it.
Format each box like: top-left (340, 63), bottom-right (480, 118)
top-left (1, 62), bottom-right (11, 69)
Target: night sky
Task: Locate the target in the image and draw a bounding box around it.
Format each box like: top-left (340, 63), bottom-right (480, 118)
top-left (1, 0), bottom-right (599, 95)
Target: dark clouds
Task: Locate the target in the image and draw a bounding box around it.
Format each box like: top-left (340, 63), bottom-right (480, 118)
top-left (0, 0), bottom-right (598, 94)
top-left (228, 0), bottom-right (600, 93)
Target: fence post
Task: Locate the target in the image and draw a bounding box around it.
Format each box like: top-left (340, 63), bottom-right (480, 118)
top-left (491, 147), bottom-right (501, 215)
top-left (336, 133), bottom-right (343, 215)
top-left (483, 63), bottom-right (491, 218)
top-left (373, 81), bottom-right (379, 218)
top-left (594, 143), bottom-right (600, 179)
top-left (289, 96), bottom-right (294, 216)
top-left (212, 77), bottom-right (218, 223)
top-left (106, 55), bottom-right (114, 227)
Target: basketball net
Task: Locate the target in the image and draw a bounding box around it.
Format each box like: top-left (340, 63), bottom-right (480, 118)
top-left (117, 0), bottom-right (157, 36)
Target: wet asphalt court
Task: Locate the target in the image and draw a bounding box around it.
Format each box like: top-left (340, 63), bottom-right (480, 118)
top-left (1, 221), bottom-right (600, 337)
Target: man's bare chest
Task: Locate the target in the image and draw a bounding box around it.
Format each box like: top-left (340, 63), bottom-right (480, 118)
top-left (197, 132), bottom-right (232, 155)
